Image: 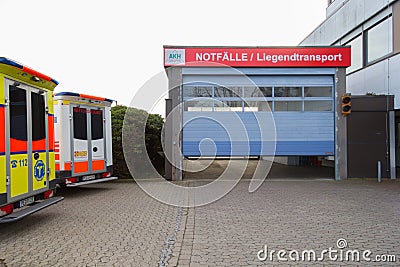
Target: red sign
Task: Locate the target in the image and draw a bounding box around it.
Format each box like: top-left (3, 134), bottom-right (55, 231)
top-left (164, 47), bottom-right (351, 67)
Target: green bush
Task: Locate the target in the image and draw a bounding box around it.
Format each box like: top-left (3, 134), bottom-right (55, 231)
top-left (111, 105), bottom-right (164, 178)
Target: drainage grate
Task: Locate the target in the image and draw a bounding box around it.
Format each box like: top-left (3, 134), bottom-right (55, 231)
top-left (159, 207), bottom-right (183, 267)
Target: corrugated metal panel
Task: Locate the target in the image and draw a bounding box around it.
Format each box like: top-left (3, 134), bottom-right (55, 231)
top-left (183, 112), bottom-right (334, 156)
top-left (182, 71), bottom-right (335, 157)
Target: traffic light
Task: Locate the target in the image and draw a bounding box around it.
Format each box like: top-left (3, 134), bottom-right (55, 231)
top-left (341, 94), bottom-right (351, 115)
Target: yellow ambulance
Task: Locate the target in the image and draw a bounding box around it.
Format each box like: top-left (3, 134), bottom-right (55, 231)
top-left (0, 57), bottom-right (63, 223)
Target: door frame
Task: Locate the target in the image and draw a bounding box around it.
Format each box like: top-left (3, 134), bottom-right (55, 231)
top-left (5, 78), bottom-right (50, 202)
top-left (70, 104), bottom-right (106, 176)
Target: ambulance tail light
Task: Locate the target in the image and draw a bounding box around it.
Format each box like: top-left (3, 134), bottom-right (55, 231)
top-left (0, 204), bottom-right (14, 217)
top-left (66, 177), bottom-right (77, 184)
top-left (102, 172), bottom-right (111, 178)
top-left (43, 190), bottom-right (54, 199)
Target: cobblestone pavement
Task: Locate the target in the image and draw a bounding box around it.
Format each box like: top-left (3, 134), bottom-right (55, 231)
top-left (1, 176), bottom-right (400, 266)
top-left (0, 181), bottom-right (178, 267)
top-left (174, 179), bottom-right (400, 266)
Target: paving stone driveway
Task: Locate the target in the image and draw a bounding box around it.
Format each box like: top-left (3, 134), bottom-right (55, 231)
top-left (0, 181), bottom-right (178, 267)
top-left (1, 178), bottom-right (400, 266)
top-left (174, 179), bottom-right (400, 266)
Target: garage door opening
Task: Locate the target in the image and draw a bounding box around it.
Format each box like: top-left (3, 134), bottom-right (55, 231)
top-left (182, 156), bottom-right (334, 182)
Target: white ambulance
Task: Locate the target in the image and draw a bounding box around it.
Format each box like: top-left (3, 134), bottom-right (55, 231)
top-left (53, 92), bottom-right (117, 187)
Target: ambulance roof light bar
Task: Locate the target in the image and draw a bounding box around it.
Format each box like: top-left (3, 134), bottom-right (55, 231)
top-left (54, 92), bottom-right (114, 103)
top-left (0, 57), bottom-right (59, 85)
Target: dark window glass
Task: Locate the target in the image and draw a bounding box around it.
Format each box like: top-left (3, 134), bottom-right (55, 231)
top-left (274, 87), bottom-right (302, 97)
top-left (10, 86), bottom-right (27, 141)
top-left (183, 86), bottom-right (213, 97)
top-left (304, 101), bottom-right (333, 111)
top-left (274, 101), bottom-right (302, 111)
top-left (73, 107), bottom-right (88, 140)
top-left (31, 92), bottom-right (46, 141)
top-left (91, 109), bottom-right (103, 140)
top-left (260, 87), bottom-right (273, 97)
top-left (304, 87), bottom-right (333, 97)
top-left (214, 86), bottom-right (242, 97)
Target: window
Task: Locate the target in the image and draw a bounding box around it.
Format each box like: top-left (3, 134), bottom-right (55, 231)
top-left (214, 86), bottom-right (242, 98)
top-left (184, 99), bottom-right (213, 112)
top-left (73, 107), bottom-right (88, 140)
top-left (304, 101), bottom-right (333, 111)
top-left (304, 86), bottom-right (332, 97)
top-left (274, 101), bottom-right (302, 111)
top-left (244, 86), bottom-right (272, 97)
top-left (91, 109), bottom-right (103, 140)
top-left (183, 86), bottom-right (212, 97)
top-left (10, 86), bottom-right (27, 141)
top-left (183, 84), bottom-right (333, 112)
top-left (367, 17), bottom-right (393, 63)
top-left (214, 100), bottom-right (242, 112)
top-left (346, 35), bottom-right (363, 73)
top-left (274, 87), bottom-right (302, 97)
top-left (31, 92), bottom-right (46, 141)
top-left (244, 101), bottom-right (272, 112)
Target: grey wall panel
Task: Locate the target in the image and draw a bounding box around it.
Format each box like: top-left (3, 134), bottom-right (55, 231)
top-left (347, 60), bottom-right (387, 95)
top-left (301, 0), bottom-right (395, 46)
top-left (347, 53), bottom-right (400, 109)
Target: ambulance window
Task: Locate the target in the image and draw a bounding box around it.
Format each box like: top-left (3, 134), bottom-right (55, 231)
top-left (73, 107), bottom-right (88, 140)
top-left (9, 86), bottom-right (27, 141)
top-left (31, 92), bottom-right (46, 141)
top-left (91, 109), bottom-right (103, 140)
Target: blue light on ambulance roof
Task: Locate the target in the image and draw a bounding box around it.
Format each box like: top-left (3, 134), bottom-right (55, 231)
top-left (0, 57), bottom-right (23, 69)
top-left (54, 92), bottom-right (80, 97)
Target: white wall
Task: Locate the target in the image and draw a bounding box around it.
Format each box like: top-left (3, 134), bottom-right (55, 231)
top-left (347, 53), bottom-right (400, 108)
top-left (302, 0), bottom-right (396, 46)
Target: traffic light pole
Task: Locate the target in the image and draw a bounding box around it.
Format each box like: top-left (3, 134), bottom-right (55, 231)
top-left (335, 68), bottom-right (348, 180)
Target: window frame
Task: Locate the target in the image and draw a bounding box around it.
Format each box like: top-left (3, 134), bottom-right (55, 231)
top-left (9, 85), bottom-right (28, 142)
top-left (183, 84), bottom-right (334, 113)
top-left (365, 16), bottom-right (393, 65)
top-left (73, 107), bottom-right (88, 140)
top-left (91, 109), bottom-right (104, 140)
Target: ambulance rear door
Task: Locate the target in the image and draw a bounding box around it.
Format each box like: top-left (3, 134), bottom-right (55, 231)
top-left (71, 105), bottom-right (106, 178)
top-left (5, 78), bottom-right (49, 203)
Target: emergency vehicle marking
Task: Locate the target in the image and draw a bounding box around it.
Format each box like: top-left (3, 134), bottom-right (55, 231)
top-left (34, 160), bottom-right (45, 181)
top-left (74, 151), bottom-right (88, 157)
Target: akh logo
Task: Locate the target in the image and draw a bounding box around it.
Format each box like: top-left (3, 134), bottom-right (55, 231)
top-left (165, 49), bottom-right (185, 65)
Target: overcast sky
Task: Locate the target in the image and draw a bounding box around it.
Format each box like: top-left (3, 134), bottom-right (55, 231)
top-left (0, 0), bottom-right (326, 115)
